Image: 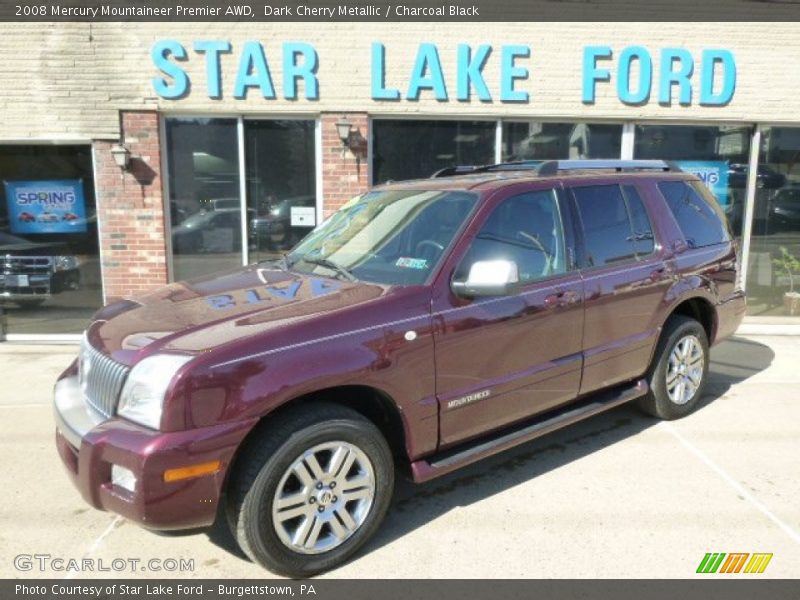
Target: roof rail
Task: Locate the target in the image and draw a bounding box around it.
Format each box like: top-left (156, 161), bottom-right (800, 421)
top-left (431, 159), bottom-right (681, 178)
top-left (430, 160), bottom-right (541, 178)
top-left (536, 159), bottom-right (680, 175)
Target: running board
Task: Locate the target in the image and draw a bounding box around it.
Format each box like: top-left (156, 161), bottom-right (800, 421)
top-left (410, 379), bottom-right (648, 483)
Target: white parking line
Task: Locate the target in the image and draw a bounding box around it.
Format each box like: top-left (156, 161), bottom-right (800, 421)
top-left (661, 421), bottom-right (800, 545)
top-left (64, 516), bottom-right (124, 580)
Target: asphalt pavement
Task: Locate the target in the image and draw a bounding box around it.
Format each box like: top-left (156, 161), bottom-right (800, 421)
top-left (0, 335), bottom-right (798, 578)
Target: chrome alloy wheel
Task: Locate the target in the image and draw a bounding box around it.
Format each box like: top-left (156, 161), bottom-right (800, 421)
top-left (271, 441), bottom-right (376, 555)
top-left (666, 334), bottom-right (705, 405)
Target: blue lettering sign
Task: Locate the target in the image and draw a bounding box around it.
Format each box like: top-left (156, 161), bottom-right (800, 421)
top-left (456, 44), bottom-right (492, 102)
top-left (371, 43), bottom-right (401, 100)
top-left (582, 46), bottom-right (613, 104)
top-left (151, 40), bottom-right (189, 99)
top-left (659, 48), bottom-right (694, 106)
top-left (617, 46), bottom-right (652, 105)
top-left (700, 49), bottom-right (736, 106)
top-left (193, 40), bottom-right (230, 99)
top-left (283, 42), bottom-right (319, 100)
top-left (407, 43), bottom-right (448, 101)
top-left (233, 41), bottom-right (276, 99)
top-left (500, 45), bottom-right (530, 103)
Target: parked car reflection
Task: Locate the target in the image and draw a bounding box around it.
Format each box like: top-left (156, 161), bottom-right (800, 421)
top-left (172, 208), bottom-right (255, 254)
top-left (0, 232), bottom-right (81, 308)
top-left (249, 195), bottom-right (316, 251)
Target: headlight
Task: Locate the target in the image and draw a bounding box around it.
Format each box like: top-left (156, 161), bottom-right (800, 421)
top-left (54, 256), bottom-right (80, 271)
top-left (118, 354), bottom-right (192, 429)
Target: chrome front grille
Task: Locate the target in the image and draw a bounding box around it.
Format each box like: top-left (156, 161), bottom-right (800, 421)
top-left (78, 337), bottom-right (130, 418)
top-left (2, 255), bottom-right (53, 273)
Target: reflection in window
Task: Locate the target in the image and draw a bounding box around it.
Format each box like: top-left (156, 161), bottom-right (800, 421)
top-left (165, 118), bottom-right (241, 282)
top-left (372, 120), bottom-right (495, 184)
top-left (456, 190), bottom-right (566, 283)
top-left (658, 181), bottom-right (730, 249)
top-left (634, 125), bottom-right (751, 240)
top-left (746, 126), bottom-right (800, 317)
top-left (0, 145), bottom-right (101, 334)
top-left (502, 122), bottom-right (622, 161)
top-left (289, 190), bottom-right (478, 286)
top-left (245, 120), bottom-right (316, 263)
top-left (573, 185), bottom-right (651, 267)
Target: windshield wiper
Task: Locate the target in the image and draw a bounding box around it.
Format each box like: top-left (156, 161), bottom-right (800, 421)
top-left (299, 256), bottom-right (358, 282)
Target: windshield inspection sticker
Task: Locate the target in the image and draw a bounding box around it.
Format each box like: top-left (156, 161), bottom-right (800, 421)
top-left (396, 257), bottom-right (428, 269)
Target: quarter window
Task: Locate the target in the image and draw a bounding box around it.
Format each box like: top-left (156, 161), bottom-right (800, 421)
top-left (658, 181), bottom-right (730, 249)
top-left (456, 189), bottom-right (567, 284)
top-left (622, 185), bottom-right (655, 256)
top-left (572, 184), bottom-right (654, 267)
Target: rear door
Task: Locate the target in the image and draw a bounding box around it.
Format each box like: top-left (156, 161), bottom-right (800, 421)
top-left (432, 183), bottom-right (585, 447)
top-left (567, 181), bottom-right (671, 394)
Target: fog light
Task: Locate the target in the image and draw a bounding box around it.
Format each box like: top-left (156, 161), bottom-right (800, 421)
top-left (111, 465), bottom-right (137, 493)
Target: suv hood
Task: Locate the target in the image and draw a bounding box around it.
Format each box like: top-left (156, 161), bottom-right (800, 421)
top-left (91, 265), bottom-right (389, 363)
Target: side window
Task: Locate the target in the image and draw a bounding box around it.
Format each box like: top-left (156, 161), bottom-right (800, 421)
top-left (622, 185), bottom-right (655, 256)
top-left (456, 189), bottom-right (567, 284)
top-left (572, 184), bottom-right (643, 267)
top-left (658, 181), bottom-right (730, 248)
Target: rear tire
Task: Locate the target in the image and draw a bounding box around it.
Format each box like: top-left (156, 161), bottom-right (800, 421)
top-left (637, 315), bottom-right (710, 420)
top-left (227, 403), bottom-right (394, 577)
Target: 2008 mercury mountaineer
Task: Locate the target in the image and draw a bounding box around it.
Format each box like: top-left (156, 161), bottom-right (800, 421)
top-left (54, 160), bottom-right (745, 576)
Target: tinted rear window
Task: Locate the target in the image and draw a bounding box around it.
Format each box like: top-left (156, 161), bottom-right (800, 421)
top-left (572, 184), bottom-right (653, 267)
top-left (657, 181), bottom-right (730, 249)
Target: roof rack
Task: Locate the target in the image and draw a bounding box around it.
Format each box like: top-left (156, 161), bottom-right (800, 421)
top-left (431, 159), bottom-right (681, 178)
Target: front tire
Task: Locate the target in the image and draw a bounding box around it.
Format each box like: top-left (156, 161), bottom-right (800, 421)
top-left (227, 403), bottom-right (394, 577)
top-left (638, 315), bottom-right (710, 420)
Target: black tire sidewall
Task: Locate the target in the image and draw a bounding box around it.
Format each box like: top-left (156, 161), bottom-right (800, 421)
top-left (237, 416), bottom-right (394, 577)
top-left (648, 317), bottom-right (710, 420)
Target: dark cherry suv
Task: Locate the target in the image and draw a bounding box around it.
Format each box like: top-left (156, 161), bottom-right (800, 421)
top-left (54, 160), bottom-right (745, 576)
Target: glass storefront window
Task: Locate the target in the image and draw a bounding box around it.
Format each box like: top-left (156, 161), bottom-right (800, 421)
top-left (372, 119), bottom-right (496, 184)
top-left (245, 120), bottom-right (316, 263)
top-left (0, 145), bottom-right (101, 335)
top-left (502, 122), bottom-right (622, 161)
top-left (746, 126), bottom-right (800, 317)
top-left (634, 124), bottom-right (751, 240)
top-left (165, 118), bottom-right (241, 282)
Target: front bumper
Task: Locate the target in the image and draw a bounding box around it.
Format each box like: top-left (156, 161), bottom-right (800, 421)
top-left (53, 376), bottom-right (258, 530)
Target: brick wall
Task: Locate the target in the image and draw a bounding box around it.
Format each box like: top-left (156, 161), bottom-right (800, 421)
top-left (94, 111), bottom-right (168, 303)
top-left (321, 112), bottom-right (370, 217)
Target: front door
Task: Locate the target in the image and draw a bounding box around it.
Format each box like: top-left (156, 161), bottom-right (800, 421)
top-left (432, 184), bottom-right (585, 447)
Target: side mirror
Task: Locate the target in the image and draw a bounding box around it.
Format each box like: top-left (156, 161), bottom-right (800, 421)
top-left (451, 260), bottom-right (521, 298)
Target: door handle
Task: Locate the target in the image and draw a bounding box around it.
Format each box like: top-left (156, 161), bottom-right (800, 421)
top-left (544, 290), bottom-right (580, 308)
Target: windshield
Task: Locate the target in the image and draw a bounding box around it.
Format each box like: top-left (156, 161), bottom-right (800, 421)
top-left (287, 189), bottom-right (479, 285)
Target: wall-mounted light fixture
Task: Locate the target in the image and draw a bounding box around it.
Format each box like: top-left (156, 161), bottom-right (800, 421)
top-left (110, 143), bottom-right (131, 171)
top-left (335, 116), bottom-right (353, 157)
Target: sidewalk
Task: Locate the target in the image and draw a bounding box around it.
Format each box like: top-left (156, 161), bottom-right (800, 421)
top-left (0, 335), bottom-right (798, 578)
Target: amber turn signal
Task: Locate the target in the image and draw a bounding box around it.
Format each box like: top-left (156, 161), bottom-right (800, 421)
top-left (163, 460), bottom-right (222, 483)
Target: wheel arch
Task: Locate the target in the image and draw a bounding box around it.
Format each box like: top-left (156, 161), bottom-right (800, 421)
top-left (664, 294), bottom-right (717, 345)
top-left (225, 385), bottom-right (410, 488)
